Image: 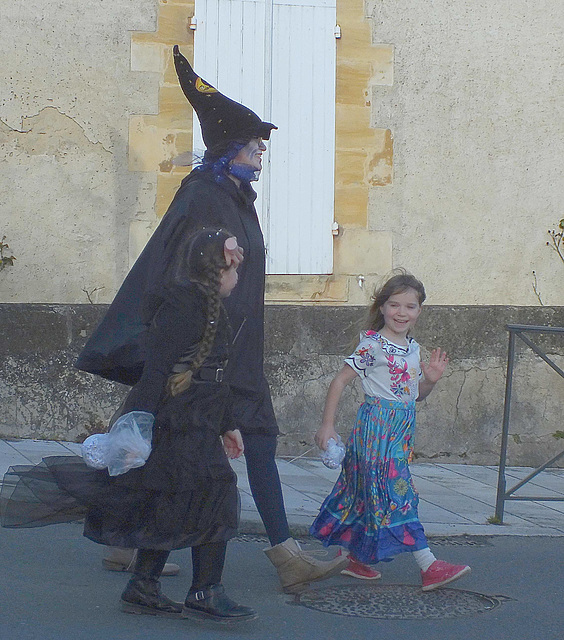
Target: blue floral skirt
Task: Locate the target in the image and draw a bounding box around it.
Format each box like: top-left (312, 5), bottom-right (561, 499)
top-left (310, 396), bottom-right (428, 563)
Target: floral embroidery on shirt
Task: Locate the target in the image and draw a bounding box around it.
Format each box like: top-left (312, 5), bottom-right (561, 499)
top-left (345, 332), bottom-right (420, 401)
top-left (355, 346), bottom-right (375, 367)
top-left (386, 355), bottom-right (412, 398)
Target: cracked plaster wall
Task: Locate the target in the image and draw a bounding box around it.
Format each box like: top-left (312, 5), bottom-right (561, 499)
top-left (0, 304), bottom-right (127, 442)
top-left (266, 304), bottom-right (564, 466)
top-left (2, 1), bottom-right (562, 307)
top-left (0, 0), bottom-right (160, 303)
top-left (0, 303), bottom-right (563, 465)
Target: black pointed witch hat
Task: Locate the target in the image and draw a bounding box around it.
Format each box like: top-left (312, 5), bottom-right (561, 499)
top-left (173, 45), bottom-right (277, 155)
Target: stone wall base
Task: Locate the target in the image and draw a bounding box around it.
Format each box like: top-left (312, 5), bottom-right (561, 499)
top-left (1, 303), bottom-right (563, 467)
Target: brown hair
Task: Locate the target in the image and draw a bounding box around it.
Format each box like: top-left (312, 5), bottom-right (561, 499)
top-left (366, 269), bottom-right (426, 332)
top-left (166, 228), bottom-right (232, 397)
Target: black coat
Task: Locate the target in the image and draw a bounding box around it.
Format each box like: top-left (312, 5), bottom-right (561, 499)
top-left (83, 284), bottom-right (239, 550)
top-left (76, 169), bottom-right (278, 435)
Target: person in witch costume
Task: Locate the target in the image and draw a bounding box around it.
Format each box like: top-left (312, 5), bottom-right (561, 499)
top-left (75, 45), bottom-right (347, 593)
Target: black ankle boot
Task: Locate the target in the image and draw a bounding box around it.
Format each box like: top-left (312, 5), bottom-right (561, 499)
top-left (120, 549), bottom-right (182, 618)
top-left (182, 584), bottom-right (257, 623)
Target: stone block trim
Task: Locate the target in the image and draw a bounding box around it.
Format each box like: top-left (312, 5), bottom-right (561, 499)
top-left (129, 1), bottom-right (195, 218)
top-left (335, 0), bottom-right (394, 225)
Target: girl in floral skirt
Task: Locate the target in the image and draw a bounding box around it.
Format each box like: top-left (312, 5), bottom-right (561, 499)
top-left (311, 272), bottom-right (471, 591)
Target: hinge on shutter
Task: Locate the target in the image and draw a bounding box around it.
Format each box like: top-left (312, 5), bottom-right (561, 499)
top-left (334, 24), bottom-right (341, 39)
top-left (189, 17), bottom-right (197, 30)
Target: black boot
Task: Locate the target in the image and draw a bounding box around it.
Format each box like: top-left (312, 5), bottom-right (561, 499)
top-left (182, 584), bottom-right (257, 623)
top-left (120, 549), bottom-right (183, 618)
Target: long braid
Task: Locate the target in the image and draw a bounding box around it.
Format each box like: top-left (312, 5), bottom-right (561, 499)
top-left (167, 261), bottom-right (225, 397)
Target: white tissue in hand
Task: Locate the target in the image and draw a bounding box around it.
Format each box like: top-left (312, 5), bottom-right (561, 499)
top-left (81, 433), bottom-right (110, 470)
top-left (321, 436), bottom-right (345, 469)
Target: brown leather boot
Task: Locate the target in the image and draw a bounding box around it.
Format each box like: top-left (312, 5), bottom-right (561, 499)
top-left (264, 538), bottom-right (348, 593)
top-left (103, 547), bottom-right (180, 576)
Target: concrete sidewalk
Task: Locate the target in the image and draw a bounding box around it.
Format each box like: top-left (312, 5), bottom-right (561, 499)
top-left (1, 438), bottom-right (563, 537)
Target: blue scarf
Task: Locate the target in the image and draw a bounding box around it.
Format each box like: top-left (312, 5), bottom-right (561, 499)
top-left (195, 142), bottom-right (259, 185)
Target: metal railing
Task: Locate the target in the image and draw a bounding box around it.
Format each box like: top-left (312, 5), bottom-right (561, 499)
top-left (494, 324), bottom-right (564, 522)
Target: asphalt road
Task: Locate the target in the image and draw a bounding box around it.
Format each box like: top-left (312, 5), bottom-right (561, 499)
top-left (1, 523), bottom-right (562, 640)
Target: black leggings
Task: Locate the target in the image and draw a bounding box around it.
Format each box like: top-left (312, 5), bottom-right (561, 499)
top-left (241, 432), bottom-right (290, 546)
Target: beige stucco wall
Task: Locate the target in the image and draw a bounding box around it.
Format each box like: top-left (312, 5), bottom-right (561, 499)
top-left (1, 0), bottom-right (563, 306)
top-left (0, 0), bottom-right (162, 304)
top-left (364, 0), bottom-right (564, 306)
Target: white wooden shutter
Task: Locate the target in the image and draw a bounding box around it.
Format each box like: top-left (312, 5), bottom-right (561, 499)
top-left (193, 0), bottom-right (336, 274)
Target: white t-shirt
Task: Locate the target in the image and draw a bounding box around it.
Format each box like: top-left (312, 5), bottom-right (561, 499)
top-left (345, 331), bottom-right (421, 403)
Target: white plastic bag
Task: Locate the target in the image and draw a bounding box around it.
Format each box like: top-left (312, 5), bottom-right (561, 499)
top-left (81, 411), bottom-right (154, 476)
top-left (321, 436), bottom-right (346, 470)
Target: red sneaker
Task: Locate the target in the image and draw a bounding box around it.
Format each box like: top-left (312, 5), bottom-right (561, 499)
top-left (421, 560), bottom-right (471, 591)
top-left (341, 556), bottom-right (382, 580)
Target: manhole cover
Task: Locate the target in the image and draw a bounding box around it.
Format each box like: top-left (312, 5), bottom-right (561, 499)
top-left (295, 585), bottom-right (507, 619)
top-left (428, 535), bottom-right (493, 547)
top-left (234, 534), bottom-right (270, 544)
top-left (235, 534), bottom-right (492, 547)
top-left (234, 534), bottom-right (309, 544)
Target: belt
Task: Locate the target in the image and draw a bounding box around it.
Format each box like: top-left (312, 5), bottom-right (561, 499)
top-left (194, 366), bottom-right (225, 383)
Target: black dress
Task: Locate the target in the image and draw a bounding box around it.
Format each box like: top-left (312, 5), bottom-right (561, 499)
top-left (1, 284), bottom-right (239, 551)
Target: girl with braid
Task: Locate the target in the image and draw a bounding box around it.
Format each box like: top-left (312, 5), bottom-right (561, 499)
top-left (1, 228), bottom-right (257, 624)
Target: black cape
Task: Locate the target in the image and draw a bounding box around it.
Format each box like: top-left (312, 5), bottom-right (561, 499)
top-left (76, 169), bottom-right (278, 435)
